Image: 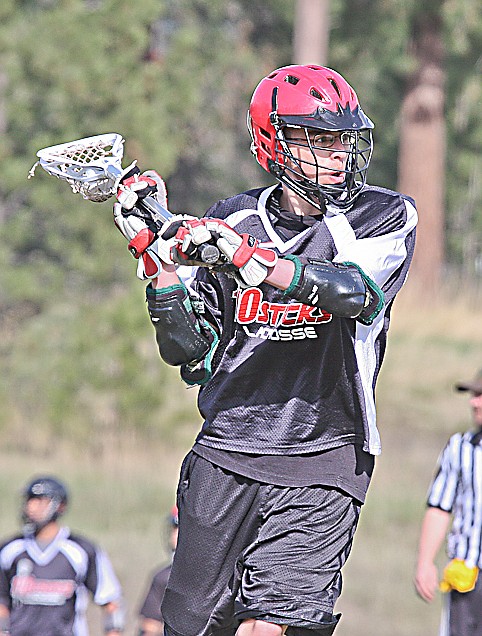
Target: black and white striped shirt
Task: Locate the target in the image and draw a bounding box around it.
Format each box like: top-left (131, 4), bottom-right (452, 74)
top-left (427, 431), bottom-right (482, 568)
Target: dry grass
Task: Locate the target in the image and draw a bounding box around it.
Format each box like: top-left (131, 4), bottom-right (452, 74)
top-left (337, 283), bottom-right (482, 635)
top-left (0, 441), bottom-right (189, 634)
top-left (0, 283), bottom-right (481, 635)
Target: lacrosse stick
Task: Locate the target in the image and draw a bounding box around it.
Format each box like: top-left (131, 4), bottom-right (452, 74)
top-left (28, 132), bottom-right (220, 264)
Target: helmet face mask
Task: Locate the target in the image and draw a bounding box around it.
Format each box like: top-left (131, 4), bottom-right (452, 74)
top-left (271, 125), bottom-right (373, 210)
top-left (21, 476), bottom-right (68, 536)
top-left (248, 65), bottom-right (374, 210)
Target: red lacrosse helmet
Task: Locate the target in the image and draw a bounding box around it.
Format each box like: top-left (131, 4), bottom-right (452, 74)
top-left (247, 65), bottom-right (374, 210)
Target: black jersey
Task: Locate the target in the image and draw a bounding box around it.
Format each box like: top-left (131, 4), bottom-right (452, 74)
top-left (179, 184), bottom-right (417, 457)
top-left (0, 527), bottom-right (122, 636)
top-left (138, 564), bottom-right (171, 622)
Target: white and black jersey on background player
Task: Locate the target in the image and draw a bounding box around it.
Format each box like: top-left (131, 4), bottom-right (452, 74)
top-left (0, 527), bottom-right (122, 636)
top-left (150, 182), bottom-right (417, 504)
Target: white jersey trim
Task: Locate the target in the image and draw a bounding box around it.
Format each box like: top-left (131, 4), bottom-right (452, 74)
top-left (324, 198), bottom-right (418, 454)
top-left (221, 186), bottom-right (316, 253)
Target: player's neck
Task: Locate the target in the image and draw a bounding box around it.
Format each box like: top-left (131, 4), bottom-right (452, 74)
top-left (280, 187), bottom-right (320, 217)
top-left (34, 522), bottom-right (61, 547)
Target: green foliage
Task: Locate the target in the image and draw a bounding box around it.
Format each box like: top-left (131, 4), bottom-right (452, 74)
top-left (0, 0), bottom-right (480, 440)
top-left (443, 0), bottom-right (482, 269)
top-left (156, 0), bottom-right (293, 212)
top-left (0, 280), bottom-right (197, 444)
top-left (0, 7), bottom-right (480, 631)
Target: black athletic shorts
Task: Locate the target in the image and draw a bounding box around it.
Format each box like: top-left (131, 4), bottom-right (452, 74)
top-left (162, 452), bottom-right (360, 636)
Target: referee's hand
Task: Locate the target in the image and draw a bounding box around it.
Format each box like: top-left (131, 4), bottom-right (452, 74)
top-left (414, 561), bottom-right (438, 602)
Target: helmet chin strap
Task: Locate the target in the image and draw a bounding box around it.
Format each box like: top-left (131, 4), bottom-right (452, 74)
top-left (22, 498), bottom-right (62, 536)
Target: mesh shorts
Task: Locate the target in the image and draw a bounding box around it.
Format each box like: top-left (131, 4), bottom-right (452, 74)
top-left (162, 452), bottom-right (360, 636)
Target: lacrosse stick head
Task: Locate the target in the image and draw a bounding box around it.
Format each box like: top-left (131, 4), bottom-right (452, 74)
top-left (28, 133), bottom-right (127, 202)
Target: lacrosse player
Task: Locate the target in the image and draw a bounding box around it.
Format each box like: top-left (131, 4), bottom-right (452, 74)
top-left (0, 476), bottom-right (124, 636)
top-left (415, 369), bottom-right (482, 636)
top-left (137, 506), bottom-right (179, 636)
top-left (114, 64), bottom-right (417, 636)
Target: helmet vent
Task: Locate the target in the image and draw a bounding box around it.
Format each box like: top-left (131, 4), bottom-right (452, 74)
top-left (328, 78), bottom-right (342, 98)
top-left (259, 126), bottom-right (271, 140)
top-left (310, 88), bottom-right (324, 101)
top-left (284, 75), bottom-right (300, 85)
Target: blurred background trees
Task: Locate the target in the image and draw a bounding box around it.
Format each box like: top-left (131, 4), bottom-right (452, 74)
top-left (0, 0), bottom-right (480, 441)
top-left (0, 3), bottom-right (480, 633)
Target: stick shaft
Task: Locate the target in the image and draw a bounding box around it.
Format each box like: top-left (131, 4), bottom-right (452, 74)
top-left (140, 197), bottom-right (220, 265)
top-left (139, 196), bottom-right (173, 224)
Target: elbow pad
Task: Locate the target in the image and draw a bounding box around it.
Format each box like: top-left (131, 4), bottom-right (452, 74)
top-left (284, 256), bottom-right (384, 324)
top-left (146, 283), bottom-right (215, 366)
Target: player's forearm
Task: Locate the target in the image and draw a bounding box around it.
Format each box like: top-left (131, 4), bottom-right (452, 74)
top-left (416, 507), bottom-right (451, 566)
top-left (151, 263), bottom-right (181, 289)
top-left (265, 258), bottom-right (296, 289)
top-left (0, 604), bottom-right (9, 635)
top-left (146, 279), bottom-right (216, 367)
top-left (103, 600), bottom-right (125, 634)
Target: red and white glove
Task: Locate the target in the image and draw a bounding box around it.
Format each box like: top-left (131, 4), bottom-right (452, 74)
top-left (116, 166), bottom-right (168, 212)
top-left (114, 203), bottom-right (177, 279)
top-left (169, 219), bottom-right (222, 266)
top-left (180, 218), bottom-right (278, 287)
top-left (113, 167), bottom-right (204, 279)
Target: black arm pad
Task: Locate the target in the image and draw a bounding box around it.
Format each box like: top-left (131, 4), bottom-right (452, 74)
top-left (286, 258), bottom-right (369, 319)
top-left (146, 284), bottom-right (214, 366)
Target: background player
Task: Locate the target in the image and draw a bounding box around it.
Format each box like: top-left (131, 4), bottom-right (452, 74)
top-left (0, 475), bottom-right (124, 636)
top-left (414, 368), bottom-right (482, 635)
top-left (137, 505), bottom-right (178, 636)
top-left (114, 64), bottom-right (417, 635)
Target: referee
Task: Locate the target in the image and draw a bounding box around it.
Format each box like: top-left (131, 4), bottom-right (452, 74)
top-left (414, 368), bottom-right (482, 636)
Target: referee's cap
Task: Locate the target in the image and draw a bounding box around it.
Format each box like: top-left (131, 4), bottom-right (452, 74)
top-left (455, 368), bottom-right (482, 393)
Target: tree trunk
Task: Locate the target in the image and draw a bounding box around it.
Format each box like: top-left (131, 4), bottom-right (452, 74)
top-left (398, 11), bottom-right (446, 294)
top-left (293, 0), bottom-right (330, 66)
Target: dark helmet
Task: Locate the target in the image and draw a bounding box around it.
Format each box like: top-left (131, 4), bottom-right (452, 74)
top-left (21, 476), bottom-right (69, 535)
top-left (247, 64), bottom-right (374, 210)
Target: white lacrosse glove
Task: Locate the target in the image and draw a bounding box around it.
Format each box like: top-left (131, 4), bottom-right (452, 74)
top-left (116, 166), bottom-right (168, 212)
top-left (168, 219), bottom-right (222, 266)
top-left (114, 207), bottom-right (217, 279)
top-left (114, 167), bottom-right (201, 279)
top-left (180, 218), bottom-right (278, 286)
top-left (113, 203), bottom-right (174, 279)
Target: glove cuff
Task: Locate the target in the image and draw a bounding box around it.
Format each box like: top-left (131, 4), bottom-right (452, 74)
top-left (283, 255), bottom-right (304, 294)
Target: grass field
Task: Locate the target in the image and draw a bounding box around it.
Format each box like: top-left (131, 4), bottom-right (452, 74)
top-left (1, 283), bottom-right (481, 635)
